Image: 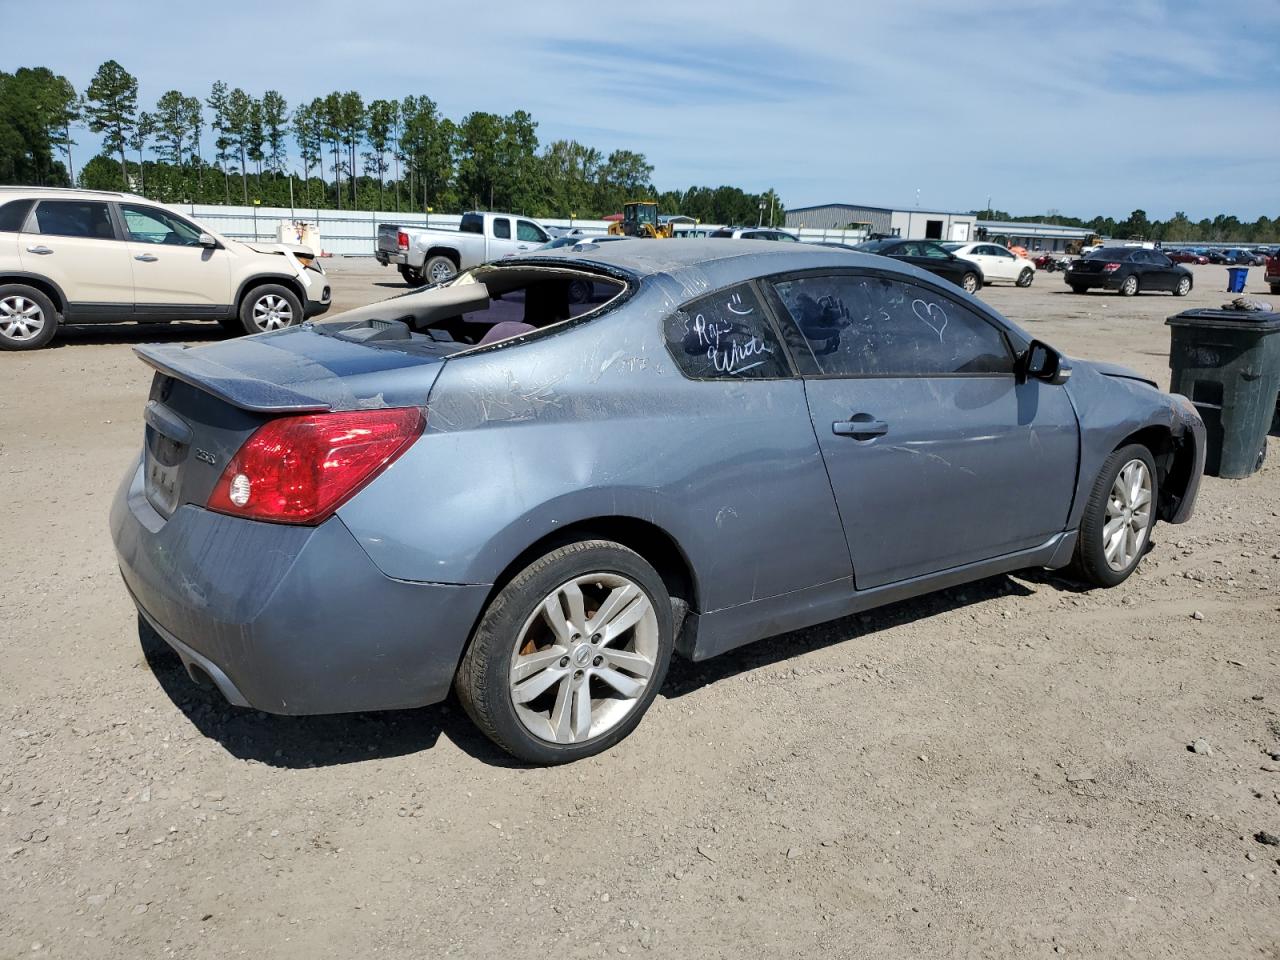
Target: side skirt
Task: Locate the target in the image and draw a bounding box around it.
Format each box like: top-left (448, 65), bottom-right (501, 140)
top-left (683, 532), bottom-right (1078, 662)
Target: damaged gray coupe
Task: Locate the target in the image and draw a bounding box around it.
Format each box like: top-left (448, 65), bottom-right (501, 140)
top-left (110, 240), bottom-right (1206, 763)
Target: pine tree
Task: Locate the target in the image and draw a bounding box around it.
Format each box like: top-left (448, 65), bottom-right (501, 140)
top-left (83, 60), bottom-right (138, 188)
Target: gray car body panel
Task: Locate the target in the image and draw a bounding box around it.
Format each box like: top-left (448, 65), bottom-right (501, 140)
top-left (112, 240), bottom-right (1206, 714)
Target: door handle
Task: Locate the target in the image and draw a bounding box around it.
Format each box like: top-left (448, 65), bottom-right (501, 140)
top-left (134, 254), bottom-right (159, 262)
top-left (832, 416), bottom-right (888, 439)
top-left (26, 245), bottom-right (53, 255)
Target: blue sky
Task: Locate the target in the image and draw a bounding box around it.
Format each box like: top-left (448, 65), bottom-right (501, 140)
top-left (12, 0), bottom-right (1280, 219)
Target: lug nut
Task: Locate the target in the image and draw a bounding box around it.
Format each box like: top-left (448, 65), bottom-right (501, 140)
top-left (559, 656), bottom-right (570, 668)
top-left (590, 633), bottom-right (602, 644)
top-left (592, 656), bottom-right (602, 666)
top-left (574, 669), bottom-right (584, 680)
top-left (571, 633), bottom-right (581, 642)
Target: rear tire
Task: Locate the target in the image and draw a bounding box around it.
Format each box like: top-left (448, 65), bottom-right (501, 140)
top-left (455, 540), bottom-right (675, 764)
top-left (1069, 283), bottom-right (1088, 294)
top-left (1270, 283), bottom-right (1280, 295)
top-left (0, 284), bottom-right (59, 350)
top-left (1119, 274), bottom-right (1139, 297)
top-left (424, 254), bottom-right (457, 285)
top-left (1016, 267), bottom-right (1034, 287)
top-left (960, 272), bottom-right (981, 294)
top-left (1068, 444), bottom-right (1158, 588)
top-left (239, 284), bottom-right (303, 336)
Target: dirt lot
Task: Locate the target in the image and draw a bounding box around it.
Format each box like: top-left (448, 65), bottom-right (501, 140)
top-left (2, 259), bottom-right (1278, 959)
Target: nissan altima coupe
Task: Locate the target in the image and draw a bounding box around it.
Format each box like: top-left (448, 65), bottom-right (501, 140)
top-left (111, 240), bottom-right (1205, 763)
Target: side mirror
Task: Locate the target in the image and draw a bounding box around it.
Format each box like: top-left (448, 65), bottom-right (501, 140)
top-left (1022, 340), bottom-right (1071, 385)
top-left (198, 232), bottom-right (218, 248)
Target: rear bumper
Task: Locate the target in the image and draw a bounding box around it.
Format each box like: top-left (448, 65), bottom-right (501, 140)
top-left (375, 251), bottom-right (408, 267)
top-left (110, 458), bottom-right (489, 715)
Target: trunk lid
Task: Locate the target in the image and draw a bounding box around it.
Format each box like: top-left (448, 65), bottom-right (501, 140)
top-left (135, 323), bottom-right (447, 519)
top-left (1070, 258), bottom-right (1113, 274)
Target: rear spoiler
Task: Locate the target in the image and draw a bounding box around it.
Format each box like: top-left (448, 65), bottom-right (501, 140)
top-left (134, 343), bottom-right (333, 414)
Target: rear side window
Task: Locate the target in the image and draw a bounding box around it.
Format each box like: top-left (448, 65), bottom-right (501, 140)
top-left (664, 283), bottom-right (790, 380)
top-left (0, 198), bottom-right (34, 232)
top-left (459, 214), bottom-right (483, 234)
top-left (771, 274), bottom-right (1012, 378)
top-left (32, 200), bottom-right (115, 239)
top-left (492, 218), bottom-right (511, 240)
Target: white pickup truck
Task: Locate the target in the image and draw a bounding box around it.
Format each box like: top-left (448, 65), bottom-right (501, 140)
top-left (375, 211), bottom-right (552, 286)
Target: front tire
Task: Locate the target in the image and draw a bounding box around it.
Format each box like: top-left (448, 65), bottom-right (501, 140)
top-left (1016, 267), bottom-right (1034, 287)
top-left (239, 284), bottom-right (302, 335)
top-left (1174, 275), bottom-right (1192, 297)
top-left (456, 540), bottom-right (674, 764)
top-left (1119, 274), bottom-right (1139, 297)
top-left (960, 272), bottom-right (981, 294)
top-left (1069, 282), bottom-right (1088, 294)
top-left (1069, 444), bottom-right (1158, 588)
top-left (0, 284), bottom-right (59, 351)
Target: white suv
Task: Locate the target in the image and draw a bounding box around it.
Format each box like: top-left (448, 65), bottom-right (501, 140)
top-left (0, 188), bottom-right (331, 350)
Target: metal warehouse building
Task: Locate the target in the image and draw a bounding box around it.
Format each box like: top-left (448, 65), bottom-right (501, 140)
top-left (785, 203), bottom-right (977, 242)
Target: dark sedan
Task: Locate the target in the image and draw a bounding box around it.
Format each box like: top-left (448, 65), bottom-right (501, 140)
top-left (851, 238), bottom-right (984, 293)
top-left (1066, 247), bottom-right (1193, 297)
top-left (111, 241), bottom-right (1205, 763)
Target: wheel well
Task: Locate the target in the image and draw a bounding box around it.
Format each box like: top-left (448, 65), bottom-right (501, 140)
top-left (1117, 425), bottom-right (1190, 522)
top-left (236, 275), bottom-right (304, 312)
top-left (425, 247), bottom-right (460, 268)
top-left (489, 517), bottom-right (698, 623)
top-left (0, 275), bottom-right (65, 315)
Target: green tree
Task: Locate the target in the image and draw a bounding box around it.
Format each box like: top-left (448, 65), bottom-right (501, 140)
top-left (183, 95), bottom-right (204, 196)
top-left (206, 81), bottom-right (232, 203)
top-left (128, 110), bottom-right (155, 193)
top-left (401, 96), bottom-right (455, 212)
top-left (364, 99), bottom-right (397, 210)
top-left (224, 87), bottom-right (255, 201)
top-left (261, 90), bottom-right (288, 176)
top-left (83, 59), bottom-right (138, 188)
top-left (337, 91), bottom-right (365, 207)
top-left (293, 100), bottom-right (323, 207)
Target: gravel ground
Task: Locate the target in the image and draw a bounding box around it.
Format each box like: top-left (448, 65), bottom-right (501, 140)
top-left (2, 258), bottom-right (1278, 959)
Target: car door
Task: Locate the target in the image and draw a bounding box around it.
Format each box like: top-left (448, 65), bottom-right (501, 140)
top-left (515, 219), bottom-right (549, 254)
top-left (118, 202), bottom-right (231, 314)
top-left (768, 270), bottom-right (1080, 589)
top-left (1146, 251), bottom-right (1179, 290)
top-left (487, 217), bottom-right (520, 259)
top-left (985, 245), bottom-right (1019, 282)
top-left (18, 199), bottom-right (134, 317)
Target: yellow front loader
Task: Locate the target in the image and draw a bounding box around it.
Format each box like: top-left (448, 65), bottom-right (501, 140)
top-left (608, 201), bottom-right (673, 239)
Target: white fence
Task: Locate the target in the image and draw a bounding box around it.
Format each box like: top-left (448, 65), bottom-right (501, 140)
top-left (174, 203), bottom-right (871, 255)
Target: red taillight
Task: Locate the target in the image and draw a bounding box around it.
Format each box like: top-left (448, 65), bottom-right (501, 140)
top-left (1102, 262), bottom-right (1122, 272)
top-left (397, 230), bottom-right (409, 251)
top-left (207, 408), bottom-right (424, 524)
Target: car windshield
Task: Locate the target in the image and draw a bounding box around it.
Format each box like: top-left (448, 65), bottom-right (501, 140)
top-left (941, 243), bottom-right (964, 251)
top-left (852, 239), bottom-right (896, 252)
top-left (536, 236), bottom-right (581, 251)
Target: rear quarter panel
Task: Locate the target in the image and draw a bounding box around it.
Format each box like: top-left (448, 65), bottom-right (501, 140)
top-left (337, 280), bottom-right (854, 613)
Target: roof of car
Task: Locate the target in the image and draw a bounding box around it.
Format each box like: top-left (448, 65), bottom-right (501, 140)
top-left (0, 186), bottom-right (146, 201)
top-left (503, 237), bottom-right (912, 287)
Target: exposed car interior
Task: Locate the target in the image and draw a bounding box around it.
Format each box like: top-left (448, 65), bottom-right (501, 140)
top-left (319, 265), bottom-right (628, 355)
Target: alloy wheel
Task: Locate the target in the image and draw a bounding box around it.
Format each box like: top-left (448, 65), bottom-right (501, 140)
top-left (251, 294), bottom-right (294, 331)
top-left (508, 573), bottom-right (660, 745)
top-left (962, 273), bottom-right (978, 293)
top-left (1103, 459), bottom-right (1152, 571)
top-left (0, 295), bottom-right (46, 342)
top-left (428, 259), bottom-right (456, 283)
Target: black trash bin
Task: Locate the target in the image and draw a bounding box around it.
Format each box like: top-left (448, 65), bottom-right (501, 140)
top-left (1166, 309), bottom-right (1280, 479)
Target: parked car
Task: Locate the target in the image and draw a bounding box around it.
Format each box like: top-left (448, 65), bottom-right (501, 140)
top-left (709, 227), bottom-right (799, 241)
top-left (1166, 250), bottom-right (1209, 265)
top-left (852, 238), bottom-right (984, 293)
top-left (944, 242), bottom-right (1036, 286)
top-left (375, 211), bottom-right (552, 286)
top-left (1224, 248), bottom-right (1266, 266)
top-left (111, 240), bottom-right (1205, 763)
top-left (1066, 246), bottom-right (1193, 296)
top-left (1266, 251), bottom-right (1280, 294)
top-left (0, 187), bottom-right (330, 351)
